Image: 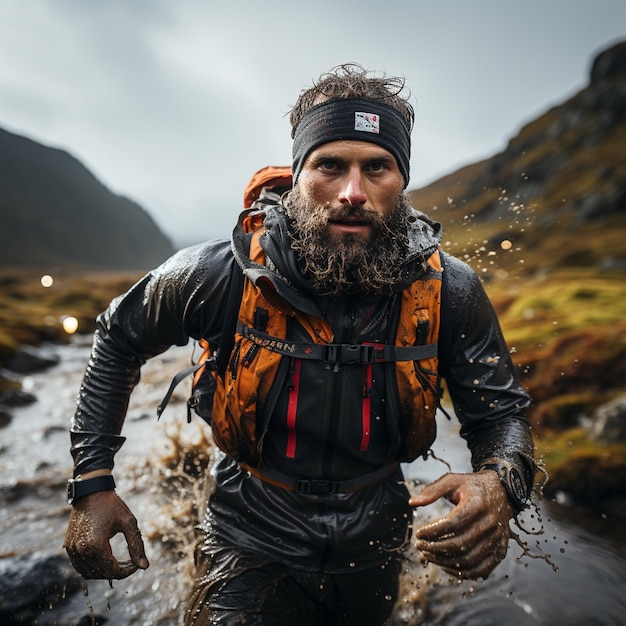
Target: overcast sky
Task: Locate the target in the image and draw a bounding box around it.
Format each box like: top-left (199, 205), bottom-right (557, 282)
top-left (1, 1), bottom-right (624, 247)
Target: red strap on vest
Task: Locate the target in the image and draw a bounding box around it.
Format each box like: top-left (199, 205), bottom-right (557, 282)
top-left (361, 363), bottom-right (372, 452)
top-left (360, 342), bottom-right (382, 452)
top-left (286, 358), bottom-right (301, 458)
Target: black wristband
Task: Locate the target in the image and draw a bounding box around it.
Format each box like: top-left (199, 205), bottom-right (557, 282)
top-left (67, 475), bottom-right (116, 505)
top-left (479, 463), bottom-right (529, 511)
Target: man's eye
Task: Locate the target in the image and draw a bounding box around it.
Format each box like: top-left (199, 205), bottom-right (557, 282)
top-left (320, 160), bottom-right (337, 170)
top-left (368, 161), bottom-right (386, 172)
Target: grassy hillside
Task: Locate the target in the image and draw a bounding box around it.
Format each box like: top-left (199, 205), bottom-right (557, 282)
top-left (409, 41), bottom-right (626, 505)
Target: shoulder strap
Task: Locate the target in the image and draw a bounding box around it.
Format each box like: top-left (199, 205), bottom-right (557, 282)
top-left (215, 256), bottom-right (245, 377)
top-left (433, 250), bottom-right (453, 420)
top-left (207, 230), bottom-right (252, 376)
top-left (156, 238), bottom-right (249, 420)
top-left (436, 251), bottom-right (451, 369)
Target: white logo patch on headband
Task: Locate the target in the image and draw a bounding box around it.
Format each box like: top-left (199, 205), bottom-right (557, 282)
top-left (354, 111), bottom-right (380, 134)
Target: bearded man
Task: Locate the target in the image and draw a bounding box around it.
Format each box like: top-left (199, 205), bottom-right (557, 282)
top-left (65, 64), bottom-right (536, 625)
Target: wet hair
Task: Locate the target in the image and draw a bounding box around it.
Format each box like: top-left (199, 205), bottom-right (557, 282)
top-left (289, 63), bottom-right (415, 138)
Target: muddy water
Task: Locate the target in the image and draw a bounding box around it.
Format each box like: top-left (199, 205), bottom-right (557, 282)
top-left (1, 338), bottom-right (625, 625)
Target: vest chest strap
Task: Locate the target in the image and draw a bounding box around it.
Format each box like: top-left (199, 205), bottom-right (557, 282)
top-left (237, 322), bottom-right (437, 364)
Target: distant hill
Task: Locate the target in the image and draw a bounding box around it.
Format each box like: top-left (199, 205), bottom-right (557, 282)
top-left (409, 39), bottom-right (626, 280)
top-left (406, 41), bottom-right (626, 504)
top-left (0, 128), bottom-right (176, 270)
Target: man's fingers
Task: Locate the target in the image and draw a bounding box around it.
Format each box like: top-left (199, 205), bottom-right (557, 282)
top-left (418, 535), bottom-right (507, 580)
top-left (415, 514), bottom-right (510, 580)
top-left (81, 559), bottom-right (139, 580)
top-left (107, 494), bottom-right (150, 571)
top-left (417, 533), bottom-right (496, 569)
top-left (414, 531), bottom-right (499, 558)
top-left (66, 544), bottom-right (139, 580)
top-left (123, 526), bottom-right (150, 570)
top-left (413, 502), bottom-right (486, 544)
top-left (413, 499), bottom-right (482, 545)
top-left (65, 491), bottom-right (149, 580)
top-left (408, 474), bottom-right (457, 507)
top-left (409, 472), bottom-right (514, 580)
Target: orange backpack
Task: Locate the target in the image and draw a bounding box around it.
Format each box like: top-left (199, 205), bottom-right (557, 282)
top-left (158, 167), bottom-right (443, 470)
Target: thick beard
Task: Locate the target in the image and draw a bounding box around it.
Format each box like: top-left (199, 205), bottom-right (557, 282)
top-left (284, 187), bottom-right (411, 296)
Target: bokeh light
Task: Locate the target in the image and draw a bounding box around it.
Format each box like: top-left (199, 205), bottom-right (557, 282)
top-left (41, 274), bottom-right (54, 287)
top-left (62, 316), bottom-right (79, 334)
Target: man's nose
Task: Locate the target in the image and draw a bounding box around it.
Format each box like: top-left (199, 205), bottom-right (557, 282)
top-left (337, 169), bottom-right (367, 206)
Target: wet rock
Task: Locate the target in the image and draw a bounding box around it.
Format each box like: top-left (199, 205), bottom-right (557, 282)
top-left (0, 389), bottom-right (37, 408)
top-left (0, 408), bottom-right (11, 428)
top-left (0, 551), bottom-right (82, 624)
top-left (0, 473), bottom-right (67, 505)
top-left (6, 345), bottom-right (60, 375)
top-left (589, 395), bottom-right (626, 444)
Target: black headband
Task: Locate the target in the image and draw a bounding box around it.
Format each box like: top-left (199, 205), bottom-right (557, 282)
top-left (292, 97), bottom-right (411, 187)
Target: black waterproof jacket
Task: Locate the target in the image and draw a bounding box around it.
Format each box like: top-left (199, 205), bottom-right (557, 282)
top-left (70, 195), bottom-right (533, 573)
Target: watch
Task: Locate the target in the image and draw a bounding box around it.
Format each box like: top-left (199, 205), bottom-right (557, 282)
top-left (67, 475), bottom-right (116, 505)
top-left (480, 462), bottom-right (529, 510)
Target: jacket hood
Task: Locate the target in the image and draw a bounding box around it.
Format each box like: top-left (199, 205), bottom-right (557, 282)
top-left (231, 189), bottom-right (442, 315)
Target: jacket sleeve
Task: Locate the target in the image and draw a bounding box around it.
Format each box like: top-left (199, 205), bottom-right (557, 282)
top-left (437, 253), bottom-right (535, 492)
top-left (69, 240), bottom-right (235, 477)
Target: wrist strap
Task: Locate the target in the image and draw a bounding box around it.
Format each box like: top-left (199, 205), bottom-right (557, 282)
top-left (67, 475), bottom-right (116, 505)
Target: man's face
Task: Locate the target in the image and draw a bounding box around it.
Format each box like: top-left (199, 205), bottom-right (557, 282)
top-left (295, 140), bottom-right (405, 243)
top-left (285, 140), bottom-right (410, 296)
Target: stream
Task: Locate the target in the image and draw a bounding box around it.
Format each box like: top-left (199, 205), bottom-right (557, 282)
top-left (1, 337), bottom-right (625, 625)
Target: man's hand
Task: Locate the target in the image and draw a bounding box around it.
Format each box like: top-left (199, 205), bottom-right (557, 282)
top-left (64, 490), bottom-right (149, 580)
top-left (409, 471), bottom-right (514, 580)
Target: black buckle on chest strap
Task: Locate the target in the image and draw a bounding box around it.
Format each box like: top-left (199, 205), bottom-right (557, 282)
top-left (324, 344), bottom-right (382, 365)
top-left (238, 322), bottom-right (438, 364)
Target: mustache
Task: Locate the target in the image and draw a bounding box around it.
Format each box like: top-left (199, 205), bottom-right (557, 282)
top-left (322, 204), bottom-right (382, 223)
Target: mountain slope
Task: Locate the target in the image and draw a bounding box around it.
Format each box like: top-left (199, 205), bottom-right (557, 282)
top-left (409, 39), bottom-right (626, 280)
top-left (407, 40), bottom-right (626, 504)
top-left (0, 128), bottom-right (175, 270)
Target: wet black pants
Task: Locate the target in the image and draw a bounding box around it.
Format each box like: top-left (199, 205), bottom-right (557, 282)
top-left (185, 537), bottom-right (402, 625)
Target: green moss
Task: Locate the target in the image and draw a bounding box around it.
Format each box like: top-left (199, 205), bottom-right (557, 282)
top-left (531, 392), bottom-right (606, 431)
top-left (0, 269), bottom-right (141, 366)
top-left (536, 428), bottom-right (626, 503)
top-left (501, 273), bottom-right (626, 339)
top-left (487, 271), bottom-right (626, 378)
